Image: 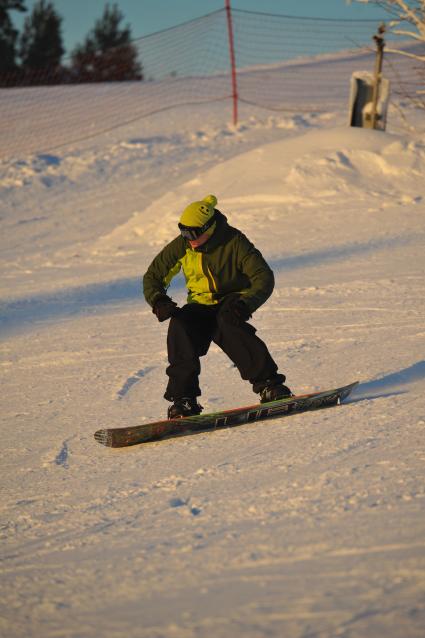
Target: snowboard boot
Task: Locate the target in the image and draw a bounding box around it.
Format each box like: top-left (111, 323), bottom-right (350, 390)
top-left (260, 383), bottom-right (293, 403)
top-left (167, 397), bottom-right (203, 419)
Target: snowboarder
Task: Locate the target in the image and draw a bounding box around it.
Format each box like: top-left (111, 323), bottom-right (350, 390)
top-left (143, 194), bottom-right (292, 419)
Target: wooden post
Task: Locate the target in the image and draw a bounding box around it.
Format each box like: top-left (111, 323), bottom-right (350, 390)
top-left (371, 24), bottom-right (385, 130)
top-left (225, 0), bottom-right (238, 126)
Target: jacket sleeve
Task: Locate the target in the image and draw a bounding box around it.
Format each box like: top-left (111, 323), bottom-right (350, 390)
top-left (142, 237), bottom-right (184, 308)
top-left (236, 234), bottom-right (274, 313)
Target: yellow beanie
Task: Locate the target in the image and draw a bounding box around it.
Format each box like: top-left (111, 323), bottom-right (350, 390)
top-left (179, 194), bottom-right (217, 227)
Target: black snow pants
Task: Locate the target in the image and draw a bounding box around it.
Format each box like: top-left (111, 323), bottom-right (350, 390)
top-left (164, 303), bottom-right (285, 401)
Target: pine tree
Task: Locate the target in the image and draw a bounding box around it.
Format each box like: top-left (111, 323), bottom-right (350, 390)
top-left (71, 3), bottom-right (143, 83)
top-left (19, 0), bottom-right (64, 82)
top-left (0, 0), bottom-right (26, 77)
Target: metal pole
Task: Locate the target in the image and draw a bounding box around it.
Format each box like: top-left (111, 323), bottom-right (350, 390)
top-left (371, 24), bottom-right (385, 130)
top-left (225, 0), bottom-right (238, 126)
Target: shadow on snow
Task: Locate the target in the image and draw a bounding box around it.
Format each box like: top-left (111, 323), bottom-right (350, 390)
top-left (0, 277), bottom-right (143, 338)
top-left (269, 234), bottom-right (415, 273)
top-left (0, 233), bottom-right (417, 338)
top-left (348, 361), bottom-right (425, 402)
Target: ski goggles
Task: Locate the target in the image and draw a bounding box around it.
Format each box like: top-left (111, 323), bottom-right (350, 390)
top-left (178, 213), bottom-right (216, 241)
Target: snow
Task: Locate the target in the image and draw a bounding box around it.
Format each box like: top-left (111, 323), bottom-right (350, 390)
top-left (1, 56), bottom-right (425, 638)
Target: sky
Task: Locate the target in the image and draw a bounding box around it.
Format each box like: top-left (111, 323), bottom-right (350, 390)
top-left (12, 0), bottom-right (389, 54)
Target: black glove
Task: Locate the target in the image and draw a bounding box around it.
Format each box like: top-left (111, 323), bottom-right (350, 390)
top-left (152, 295), bottom-right (179, 322)
top-left (219, 296), bottom-right (251, 326)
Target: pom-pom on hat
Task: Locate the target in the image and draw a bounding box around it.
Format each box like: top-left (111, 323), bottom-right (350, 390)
top-left (179, 194), bottom-right (217, 228)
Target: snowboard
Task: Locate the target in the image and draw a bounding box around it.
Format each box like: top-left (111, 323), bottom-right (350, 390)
top-left (94, 381), bottom-right (358, 448)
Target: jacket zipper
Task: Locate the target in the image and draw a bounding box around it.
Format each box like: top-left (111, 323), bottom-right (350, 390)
top-left (206, 264), bottom-right (217, 292)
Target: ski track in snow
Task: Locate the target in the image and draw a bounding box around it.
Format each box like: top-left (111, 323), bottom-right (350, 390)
top-left (54, 440), bottom-right (70, 468)
top-left (116, 366), bottom-right (156, 400)
top-left (1, 70), bottom-right (425, 637)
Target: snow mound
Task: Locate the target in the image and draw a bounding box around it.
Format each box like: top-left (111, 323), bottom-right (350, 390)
top-left (93, 126), bottom-right (425, 256)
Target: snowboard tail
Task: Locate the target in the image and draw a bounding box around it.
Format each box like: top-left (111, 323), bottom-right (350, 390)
top-left (94, 381), bottom-right (358, 448)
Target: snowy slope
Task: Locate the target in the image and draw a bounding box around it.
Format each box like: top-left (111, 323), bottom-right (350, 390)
top-left (1, 62), bottom-right (425, 637)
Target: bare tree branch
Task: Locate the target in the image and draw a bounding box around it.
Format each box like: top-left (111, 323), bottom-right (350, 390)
top-left (386, 46), bottom-right (425, 59)
top-left (349, 1), bottom-right (425, 38)
top-left (391, 27), bottom-right (425, 40)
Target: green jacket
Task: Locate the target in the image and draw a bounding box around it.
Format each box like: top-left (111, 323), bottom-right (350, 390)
top-left (143, 211), bottom-right (274, 313)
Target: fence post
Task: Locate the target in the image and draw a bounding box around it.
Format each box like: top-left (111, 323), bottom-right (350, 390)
top-left (371, 24), bottom-right (385, 130)
top-left (225, 0), bottom-right (238, 126)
